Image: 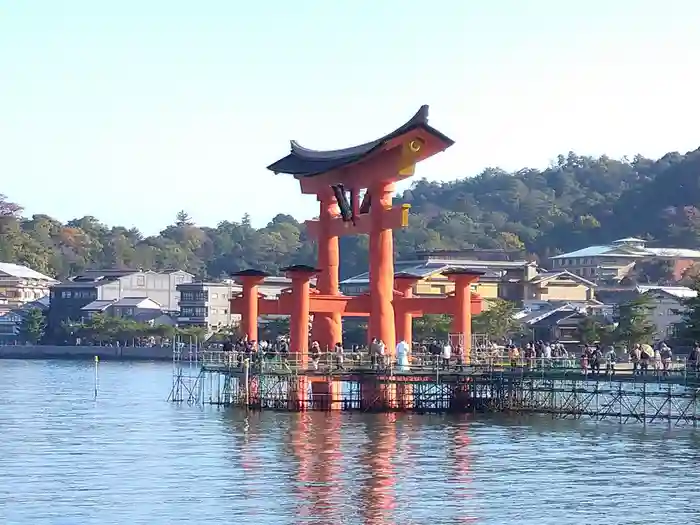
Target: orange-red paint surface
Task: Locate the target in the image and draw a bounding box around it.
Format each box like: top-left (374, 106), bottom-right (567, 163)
top-left (230, 124), bottom-right (482, 362)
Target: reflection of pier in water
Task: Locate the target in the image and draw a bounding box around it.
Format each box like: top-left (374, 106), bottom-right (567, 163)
top-left (173, 353), bottom-right (700, 425)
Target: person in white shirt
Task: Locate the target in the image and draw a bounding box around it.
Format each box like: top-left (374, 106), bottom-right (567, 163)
top-left (396, 340), bottom-right (410, 371)
top-left (442, 342), bottom-right (452, 370)
top-left (543, 343), bottom-right (552, 368)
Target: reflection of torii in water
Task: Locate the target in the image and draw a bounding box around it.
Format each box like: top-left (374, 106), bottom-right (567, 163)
top-left (289, 413), bottom-right (343, 525)
top-left (358, 415), bottom-right (397, 524)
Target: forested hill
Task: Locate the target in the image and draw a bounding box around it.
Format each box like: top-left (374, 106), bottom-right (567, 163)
top-left (2, 149), bottom-right (700, 281)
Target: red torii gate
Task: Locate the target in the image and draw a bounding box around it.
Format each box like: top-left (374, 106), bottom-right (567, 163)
top-left (230, 106), bottom-right (483, 362)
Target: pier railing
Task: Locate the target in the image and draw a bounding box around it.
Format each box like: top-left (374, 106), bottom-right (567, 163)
top-left (171, 350), bottom-right (700, 422)
top-left (194, 350), bottom-right (695, 380)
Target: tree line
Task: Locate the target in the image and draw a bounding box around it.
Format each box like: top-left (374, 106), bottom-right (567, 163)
top-left (4, 149), bottom-right (700, 282)
top-left (16, 310), bottom-right (207, 346)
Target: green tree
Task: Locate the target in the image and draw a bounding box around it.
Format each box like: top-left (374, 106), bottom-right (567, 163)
top-left (578, 316), bottom-right (603, 344)
top-left (674, 277), bottom-right (700, 342)
top-left (577, 316), bottom-right (615, 345)
top-left (472, 299), bottom-right (519, 341)
top-left (176, 325), bottom-right (207, 343)
top-left (260, 317), bottom-right (290, 340)
top-left (5, 148), bottom-right (700, 286)
top-left (175, 210), bottom-right (193, 227)
top-left (17, 308), bottom-right (46, 344)
top-left (413, 314), bottom-right (452, 341)
top-left (614, 294), bottom-right (656, 346)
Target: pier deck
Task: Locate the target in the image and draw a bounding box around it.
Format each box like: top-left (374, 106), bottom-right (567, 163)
top-left (169, 352), bottom-right (700, 425)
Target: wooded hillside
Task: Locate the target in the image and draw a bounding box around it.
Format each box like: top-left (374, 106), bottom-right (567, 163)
top-left (3, 149), bottom-right (700, 281)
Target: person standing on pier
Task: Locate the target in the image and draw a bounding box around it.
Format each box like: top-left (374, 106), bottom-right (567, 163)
top-left (396, 340), bottom-right (410, 372)
top-left (660, 343), bottom-right (673, 376)
top-left (508, 344), bottom-right (520, 369)
top-left (640, 344), bottom-right (653, 375)
top-left (310, 341), bottom-right (321, 371)
top-left (590, 344), bottom-right (603, 376)
top-left (630, 344), bottom-right (642, 375)
top-left (688, 343), bottom-right (700, 375)
top-left (442, 341), bottom-right (452, 370)
top-left (580, 346), bottom-right (589, 377)
top-left (605, 345), bottom-right (617, 377)
top-left (334, 342), bottom-right (345, 371)
top-left (455, 343), bottom-right (465, 372)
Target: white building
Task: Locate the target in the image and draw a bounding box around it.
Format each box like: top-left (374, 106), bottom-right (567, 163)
top-left (550, 238), bottom-right (700, 283)
top-left (0, 262), bottom-right (57, 311)
top-left (636, 285), bottom-right (697, 339)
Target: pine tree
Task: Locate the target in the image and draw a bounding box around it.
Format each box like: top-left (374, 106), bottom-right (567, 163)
top-left (175, 210), bottom-right (193, 227)
top-left (18, 308), bottom-right (46, 344)
top-left (675, 277), bottom-right (700, 342)
top-left (614, 294), bottom-right (656, 346)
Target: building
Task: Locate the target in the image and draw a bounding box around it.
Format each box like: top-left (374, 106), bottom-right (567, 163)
top-left (515, 301), bottom-right (602, 343)
top-left (48, 269), bottom-right (193, 330)
top-left (177, 277), bottom-right (300, 332)
top-left (635, 285), bottom-right (696, 339)
top-left (550, 238), bottom-right (700, 283)
top-left (80, 297), bottom-right (173, 324)
top-left (340, 251), bottom-right (596, 305)
top-left (524, 271), bottom-right (596, 302)
top-left (0, 296), bottom-right (50, 343)
top-left (177, 282), bottom-right (235, 331)
top-left (0, 262), bottom-right (58, 309)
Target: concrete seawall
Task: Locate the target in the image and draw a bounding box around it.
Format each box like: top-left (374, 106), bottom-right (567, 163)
top-left (0, 345), bottom-right (177, 361)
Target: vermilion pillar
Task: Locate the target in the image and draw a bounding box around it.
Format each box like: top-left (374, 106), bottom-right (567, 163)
top-left (394, 274), bottom-right (418, 345)
top-left (235, 274), bottom-right (266, 342)
top-left (283, 265), bottom-right (317, 367)
top-left (369, 182), bottom-right (397, 355)
top-left (312, 193), bottom-right (342, 350)
top-left (445, 270), bottom-right (483, 360)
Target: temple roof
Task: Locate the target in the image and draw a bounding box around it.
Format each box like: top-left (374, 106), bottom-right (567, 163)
top-left (267, 105), bottom-right (454, 177)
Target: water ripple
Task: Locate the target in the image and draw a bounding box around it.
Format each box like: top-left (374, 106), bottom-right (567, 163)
top-left (0, 360), bottom-right (699, 524)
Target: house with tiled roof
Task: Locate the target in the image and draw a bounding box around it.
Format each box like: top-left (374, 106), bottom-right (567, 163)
top-left (340, 251), bottom-right (598, 306)
top-left (550, 238), bottom-right (700, 283)
top-left (0, 262), bottom-right (57, 309)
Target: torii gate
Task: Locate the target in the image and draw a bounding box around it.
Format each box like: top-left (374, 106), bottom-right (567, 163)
top-left (231, 106), bottom-right (483, 363)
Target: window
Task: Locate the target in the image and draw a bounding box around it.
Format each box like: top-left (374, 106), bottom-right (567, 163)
top-left (180, 290), bottom-right (208, 302)
top-left (211, 293), bottom-right (218, 299)
top-left (136, 275), bottom-right (146, 286)
top-left (61, 291), bottom-right (72, 299)
top-left (73, 290), bottom-right (97, 299)
top-left (181, 306), bottom-right (207, 318)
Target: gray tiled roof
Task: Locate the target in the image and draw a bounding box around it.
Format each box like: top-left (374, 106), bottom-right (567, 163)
top-left (112, 297), bottom-right (160, 308)
top-left (267, 106), bottom-right (453, 177)
top-left (81, 300), bottom-right (115, 311)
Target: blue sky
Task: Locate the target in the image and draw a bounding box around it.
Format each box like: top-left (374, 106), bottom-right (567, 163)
top-left (2, 0), bottom-right (700, 234)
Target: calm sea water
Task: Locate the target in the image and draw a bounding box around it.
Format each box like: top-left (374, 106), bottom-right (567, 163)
top-left (0, 360), bottom-right (699, 524)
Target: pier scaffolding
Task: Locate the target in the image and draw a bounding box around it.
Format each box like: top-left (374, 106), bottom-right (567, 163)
top-left (172, 351), bottom-right (700, 425)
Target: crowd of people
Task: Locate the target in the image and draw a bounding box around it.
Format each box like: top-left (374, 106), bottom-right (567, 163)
top-left (207, 336), bottom-right (700, 377)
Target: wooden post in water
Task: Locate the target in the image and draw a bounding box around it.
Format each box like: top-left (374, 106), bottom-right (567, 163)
top-left (244, 358), bottom-right (250, 407)
top-left (94, 355), bottom-right (99, 399)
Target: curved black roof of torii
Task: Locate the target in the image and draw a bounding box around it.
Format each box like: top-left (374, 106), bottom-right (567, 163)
top-left (266, 105), bottom-right (454, 178)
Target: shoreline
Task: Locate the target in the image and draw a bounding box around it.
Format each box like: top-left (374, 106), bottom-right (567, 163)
top-left (0, 345), bottom-right (177, 361)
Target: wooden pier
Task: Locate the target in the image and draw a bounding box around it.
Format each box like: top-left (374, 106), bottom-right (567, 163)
top-left (169, 351), bottom-right (700, 425)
